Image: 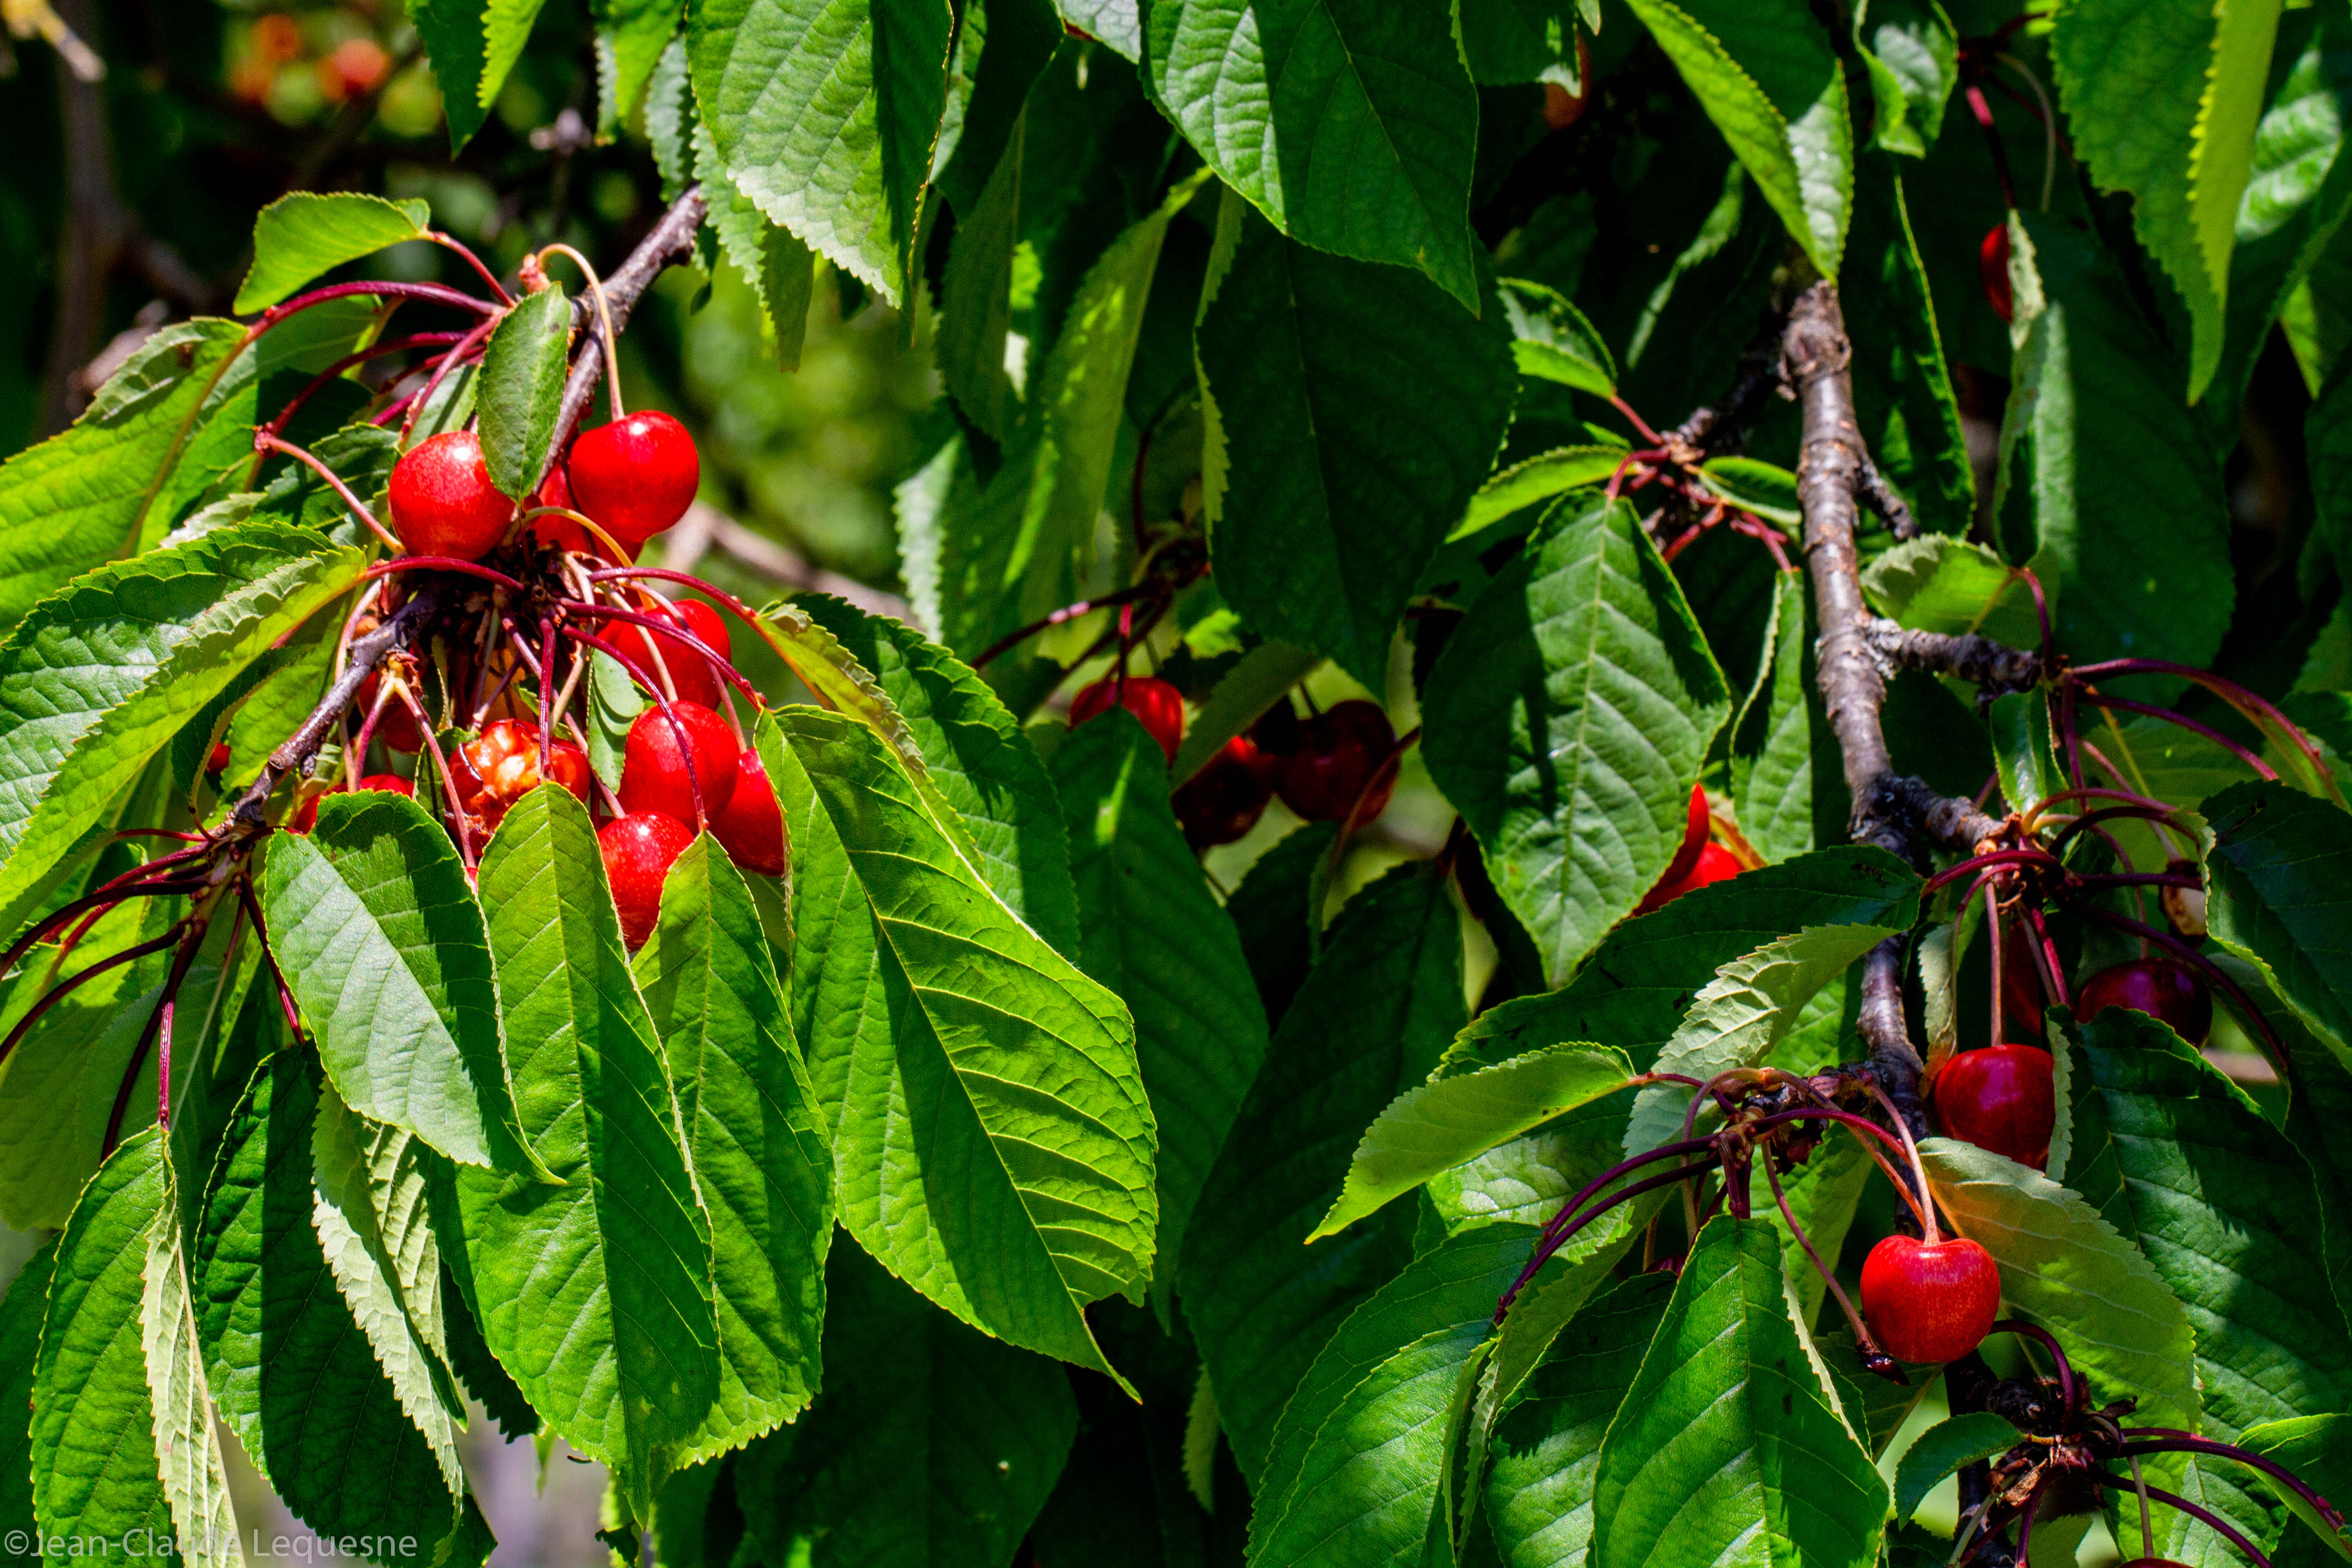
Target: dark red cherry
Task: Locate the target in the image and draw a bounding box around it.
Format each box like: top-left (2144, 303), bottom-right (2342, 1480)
top-left (2078, 957), bottom-right (2213, 1046)
top-left (1274, 700), bottom-right (1397, 823)
top-left (1539, 34), bottom-right (1594, 129)
top-left (618, 701), bottom-right (740, 825)
top-left (1662, 784), bottom-right (1709, 885)
top-left (292, 772), bottom-right (413, 833)
top-left (1932, 1043), bottom-right (2055, 1169)
top-left (1635, 841), bottom-right (1742, 915)
top-left (710, 748), bottom-right (785, 877)
top-left (613, 599), bottom-right (731, 710)
top-left (1999, 933), bottom-right (2047, 1041)
top-left (599, 811), bottom-right (696, 950)
top-left (388, 430), bottom-right (514, 561)
top-left (529, 461), bottom-right (599, 556)
top-left (566, 410), bottom-right (701, 548)
top-left (452, 719), bottom-right (592, 833)
top-left (1980, 224), bottom-right (2014, 324)
top-left (1172, 735), bottom-right (1274, 847)
top-left (1860, 1235), bottom-right (2002, 1363)
top-left (1069, 675), bottom-right (1185, 763)
top-left (207, 741), bottom-right (230, 775)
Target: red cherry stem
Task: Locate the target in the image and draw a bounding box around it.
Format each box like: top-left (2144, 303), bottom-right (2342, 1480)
top-left (2032, 785), bottom-right (2182, 819)
top-left (1763, 1156), bottom-right (1889, 1367)
top-left (2012, 1475), bottom-right (2049, 1568)
top-left (540, 617), bottom-right (559, 775)
top-left (2106, 1480), bottom-right (2273, 1568)
top-left (347, 668), bottom-right (405, 783)
top-left (1921, 846), bottom-right (2064, 898)
top-left (2116, 1434), bottom-right (2346, 1529)
top-left (1495, 1158), bottom-right (1719, 1322)
top-left (254, 434), bottom-right (405, 553)
top-left (2076, 872), bottom-right (2201, 892)
top-left (0, 926), bottom-right (185, 1074)
top-left (1311, 725), bottom-right (1422, 908)
top-left (1962, 81), bottom-right (2021, 211)
top-left (364, 558), bottom-right (530, 593)
top-left (402, 696), bottom-right (480, 867)
top-left (1610, 395), bottom-right (1669, 448)
top-left (1984, 1319), bottom-right (2078, 1415)
top-left (1860, 1074), bottom-right (1940, 1243)
top-left (556, 600), bottom-right (760, 703)
top-left (2044, 804), bottom-right (2190, 852)
top-left (423, 232), bottom-right (516, 305)
top-left (2077, 693), bottom-right (2278, 781)
top-left (259, 332), bottom-right (468, 444)
top-left (2071, 903), bottom-right (2283, 1062)
top-left (1745, 1106), bottom-right (1936, 1233)
top-left (102, 917), bottom-right (208, 1156)
top-left (2022, 903), bottom-right (2072, 1011)
top-left (234, 882), bottom-right (306, 1043)
top-left (583, 567), bottom-right (773, 641)
top-left (562, 627), bottom-right (710, 830)
top-left (398, 316), bottom-right (498, 444)
top-left (968, 585), bottom-right (1157, 670)
top-left (259, 280), bottom-right (499, 327)
top-left (0, 856), bottom-right (206, 978)
top-left (2070, 659), bottom-right (2334, 784)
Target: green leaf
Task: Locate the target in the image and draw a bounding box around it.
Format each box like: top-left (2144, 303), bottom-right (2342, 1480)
top-left (1223, 819), bottom-right (1338, 1029)
top-left (1860, 534), bottom-right (2041, 648)
top-left (1499, 279), bottom-right (1617, 396)
top-left (930, 167), bottom-right (1212, 662)
top-left (1855, 0), bottom-right (1957, 158)
top-left (761, 708), bottom-right (1156, 1381)
top-left (1051, 708), bottom-right (1271, 1289)
top-left (0, 1238), bottom-right (56, 1560)
top-left (0, 519), bottom-right (361, 928)
top-left (410, 0), bottom-right (495, 150)
top-left (1696, 456), bottom-right (1802, 526)
top-left (938, 112), bottom-right (1025, 441)
top-left (2050, 0), bottom-right (2286, 399)
top-left (1446, 846), bottom-right (1920, 1074)
top-left (1168, 640), bottom-right (1323, 787)
top-left (2205, 779), bottom-right (2352, 1065)
top-left (1590, 1217), bottom-right (1887, 1568)
top-left (1891, 1412), bottom-right (2020, 1524)
top-left (794, 592), bottom-right (1080, 956)
top-left (934, 0), bottom-right (1062, 218)
top-left (1247, 1225), bottom-right (1535, 1568)
top-left (1842, 161), bottom-right (1975, 537)
top-left (1623, 920), bottom-right (1909, 1155)
top-left (262, 790), bottom-right (531, 1174)
top-left (1619, 0), bottom-right (1852, 275)
top-left (632, 835), bottom-right (834, 1460)
top-left (1483, 1273), bottom-right (1675, 1568)
top-left (235, 193), bottom-right (435, 314)
top-left (458, 784), bottom-right (719, 1519)
top-left (33, 1128), bottom-right (241, 1565)
top-left (1987, 691), bottom-right (2061, 816)
top-left (1144, 0), bottom-right (1481, 307)
top-left (690, 0), bottom-right (956, 304)
top-left (1918, 1136), bottom-right (2202, 1436)
top-left (1312, 1045), bottom-right (1633, 1240)
top-left (478, 284), bottom-right (572, 501)
top-left (731, 1238), bottom-right (1077, 1568)
top-left (1423, 493), bottom-right (1733, 985)
top-left (593, 0), bottom-right (685, 126)
top-left (1198, 204), bottom-right (1514, 689)
top-left (1731, 570), bottom-right (1820, 864)
top-left (2241, 1415), bottom-right (2352, 1561)
top-left (1459, 0), bottom-right (1590, 87)
top-left (2000, 214), bottom-right (2234, 672)
top-left (1450, 446), bottom-right (1627, 544)
top-left (0, 319), bottom-right (252, 621)
top-left (1181, 864), bottom-right (1463, 1487)
top-left (192, 1051), bottom-right (467, 1553)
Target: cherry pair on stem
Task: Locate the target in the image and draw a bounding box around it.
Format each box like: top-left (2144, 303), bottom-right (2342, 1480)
top-left (385, 410), bottom-right (700, 565)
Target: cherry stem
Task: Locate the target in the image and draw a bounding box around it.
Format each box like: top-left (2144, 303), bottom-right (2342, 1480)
top-left (0, 858), bottom-right (203, 978)
top-left (1985, 1318), bottom-right (2078, 1415)
top-left (426, 232), bottom-right (514, 305)
top-left (1748, 1106), bottom-right (1934, 1232)
top-left (364, 557), bottom-right (529, 593)
top-left (2013, 1475), bottom-right (2048, 1568)
top-left (2070, 659), bottom-right (2332, 784)
top-left (972, 583), bottom-right (1157, 669)
top-left (1922, 847), bottom-right (2063, 897)
top-left (539, 617), bottom-right (559, 776)
top-left (2078, 692), bottom-right (2278, 781)
top-left (563, 628), bottom-right (710, 829)
top-left (260, 279), bottom-right (497, 325)
top-left (536, 244), bottom-right (625, 422)
top-left (1610, 394), bottom-right (1669, 448)
top-left (2076, 872), bottom-right (2201, 892)
top-left (2115, 1439), bottom-right (2345, 1534)
top-left (1764, 1156), bottom-right (1888, 1370)
top-left (399, 316), bottom-right (497, 444)
top-left (2045, 804), bottom-right (2189, 852)
top-left (260, 332), bottom-right (467, 444)
top-left (103, 920), bottom-right (206, 1157)
top-left (2110, 1479), bottom-right (2274, 1568)
top-left (0, 929), bottom-right (182, 1072)
top-left (1863, 1075), bottom-right (1939, 1243)
top-left (583, 567), bottom-right (773, 644)
top-left (556, 599), bottom-right (760, 703)
top-left (2023, 903), bottom-right (2072, 1011)
top-left (255, 434), bottom-right (404, 552)
top-left (1495, 1159), bottom-right (1718, 1321)
top-left (2031, 785), bottom-right (2181, 820)
top-left (153, 999), bottom-right (175, 1131)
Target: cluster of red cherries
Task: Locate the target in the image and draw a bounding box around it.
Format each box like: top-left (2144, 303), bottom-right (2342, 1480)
top-left (1068, 674), bottom-right (1405, 843)
top-left (299, 408), bottom-right (785, 948)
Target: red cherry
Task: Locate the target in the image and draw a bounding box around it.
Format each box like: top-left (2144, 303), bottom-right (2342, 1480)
top-left (1860, 1234), bottom-right (2002, 1364)
top-left (619, 701), bottom-right (740, 824)
top-left (613, 599), bottom-right (731, 710)
top-left (566, 411), bottom-right (701, 548)
top-left (1931, 1043), bottom-right (2056, 1169)
top-left (1069, 676), bottom-right (1185, 763)
top-left (1172, 735), bottom-right (1274, 847)
top-left (292, 772), bottom-right (413, 833)
top-left (388, 431), bottom-right (514, 562)
top-left (1273, 700), bottom-right (1397, 823)
top-left (1662, 784), bottom-right (1709, 886)
top-left (354, 671), bottom-right (423, 753)
top-left (2078, 958), bottom-right (2213, 1046)
top-left (454, 719), bottom-right (593, 833)
top-left (1540, 34), bottom-right (1594, 130)
top-left (1980, 224), bottom-right (2014, 324)
top-left (710, 748), bottom-right (785, 876)
top-left (207, 741), bottom-right (230, 775)
top-left (599, 812), bottom-right (696, 949)
top-left (529, 462), bottom-right (593, 554)
top-left (1634, 841), bottom-right (1742, 914)
top-left (1999, 934), bottom-right (2047, 1041)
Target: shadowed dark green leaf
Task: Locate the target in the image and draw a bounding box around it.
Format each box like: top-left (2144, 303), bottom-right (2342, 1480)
top-left (2205, 779), bottom-right (2352, 1066)
top-left (1855, 0), bottom-right (1956, 157)
top-left (1221, 821), bottom-right (1337, 1029)
top-left (0, 1238), bottom-right (56, 1564)
top-left (1892, 1413), bottom-right (2020, 1524)
top-left (1499, 279), bottom-right (1616, 395)
top-left (1843, 162), bottom-right (1975, 536)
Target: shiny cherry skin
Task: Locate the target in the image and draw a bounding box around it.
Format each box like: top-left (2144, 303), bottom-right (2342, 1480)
top-left (1274, 700), bottom-right (1397, 823)
top-left (1635, 841), bottom-right (1742, 915)
top-left (711, 748), bottom-right (786, 877)
top-left (1662, 784), bottom-right (1710, 885)
top-left (1980, 224), bottom-right (2014, 324)
top-left (614, 599), bottom-right (731, 710)
top-left (1860, 1234), bottom-right (2002, 1364)
top-left (618, 701), bottom-right (740, 824)
top-left (452, 719), bottom-right (592, 832)
top-left (207, 741), bottom-right (230, 775)
top-left (292, 772), bottom-right (413, 833)
top-left (1069, 675), bottom-right (1185, 763)
top-left (1932, 1043), bottom-right (2056, 1169)
top-left (600, 811), bottom-right (696, 949)
top-left (2077, 957), bottom-right (2214, 1046)
top-left (388, 430), bottom-right (514, 561)
top-left (1173, 735), bottom-right (1274, 847)
top-left (566, 411), bottom-right (701, 548)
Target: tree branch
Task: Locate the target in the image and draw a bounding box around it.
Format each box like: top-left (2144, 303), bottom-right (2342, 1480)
top-left (1866, 619), bottom-right (2047, 696)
